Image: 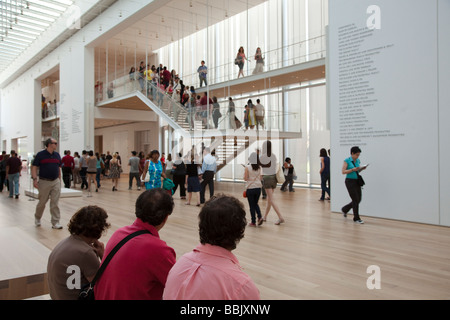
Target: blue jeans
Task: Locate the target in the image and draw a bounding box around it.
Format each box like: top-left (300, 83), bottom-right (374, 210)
top-left (320, 173), bottom-right (330, 199)
top-left (8, 173), bottom-right (20, 197)
top-left (246, 188), bottom-right (262, 224)
top-left (96, 168), bottom-right (102, 188)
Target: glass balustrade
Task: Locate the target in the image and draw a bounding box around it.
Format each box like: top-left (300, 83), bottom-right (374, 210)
top-left (42, 102), bottom-right (59, 121)
top-left (95, 73), bottom-right (301, 133)
top-left (93, 36), bottom-right (325, 134)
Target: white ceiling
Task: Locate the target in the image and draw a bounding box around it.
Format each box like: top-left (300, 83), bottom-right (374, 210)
top-left (0, 0), bottom-right (74, 74)
top-left (1, 0), bottom-right (267, 85)
top-left (0, 0), bottom-right (120, 88)
top-left (97, 0), bottom-right (266, 58)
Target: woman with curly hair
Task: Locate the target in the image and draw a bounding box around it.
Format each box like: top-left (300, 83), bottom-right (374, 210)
top-left (47, 205), bottom-right (110, 300)
top-left (163, 194), bottom-right (260, 300)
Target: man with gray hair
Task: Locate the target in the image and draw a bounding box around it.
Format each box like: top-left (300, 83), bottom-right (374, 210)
top-left (31, 138), bottom-right (63, 229)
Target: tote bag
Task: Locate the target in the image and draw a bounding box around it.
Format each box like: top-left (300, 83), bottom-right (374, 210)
top-left (276, 163), bottom-right (285, 183)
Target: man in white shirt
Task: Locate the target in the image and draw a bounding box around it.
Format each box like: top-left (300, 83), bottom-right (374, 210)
top-left (255, 99), bottom-right (265, 130)
top-left (200, 148), bottom-right (217, 204)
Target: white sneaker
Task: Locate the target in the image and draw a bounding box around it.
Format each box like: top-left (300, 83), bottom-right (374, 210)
top-left (52, 223), bottom-right (63, 229)
top-left (354, 219), bottom-right (364, 224)
top-left (35, 219), bottom-right (41, 227)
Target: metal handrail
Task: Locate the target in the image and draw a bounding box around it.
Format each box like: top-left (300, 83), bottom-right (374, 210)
top-left (95, 62), bottom-right (303, 132)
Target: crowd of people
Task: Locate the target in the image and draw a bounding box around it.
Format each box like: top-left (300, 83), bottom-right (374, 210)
top-left (1, 137), bottom-right (370, 299)
top-left (0, 141), bottom-right (333, 212)
top-left (118, 48), bottom-right (267, 130)
top-left (1, 143), bottom-right (331, 207)
top-left (47, 190), bottom-right (260, 300)
top-left (41, 94), bottom-right (58, 119)
top-left (44, 141), bottom-right (366, 301)
top-left (0, 133), bottom-right (367, 300)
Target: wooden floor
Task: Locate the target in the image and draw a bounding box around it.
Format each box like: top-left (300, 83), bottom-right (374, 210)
top-left (1, 172), bottom-right (450, 300)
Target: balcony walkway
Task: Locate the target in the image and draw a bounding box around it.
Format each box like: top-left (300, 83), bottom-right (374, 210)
top-left (195, 57), bottom-right (325, 99)
top-left (95, 57), bottom-right (325, 138)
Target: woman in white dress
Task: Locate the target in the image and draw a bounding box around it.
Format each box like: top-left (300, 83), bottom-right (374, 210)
top-left (252, 47), bottom-right (264, 75)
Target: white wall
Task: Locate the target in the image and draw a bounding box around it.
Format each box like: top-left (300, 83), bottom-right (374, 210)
top-left (0, 76), bottom-right (40, 154)
top-left (328, 0), bottom-right (449, 226)
top-left (0, 0), bottom-right (166, 155)
top-left (438, 0), bottom-right (450, 226)
top-left (59, 46), bottom-right (95, 153)
top-left (94, 121), bottom-right (159, 174)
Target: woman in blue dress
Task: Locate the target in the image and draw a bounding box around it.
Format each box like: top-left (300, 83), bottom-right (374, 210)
top-left (142, 150), bottom-right (166, 190)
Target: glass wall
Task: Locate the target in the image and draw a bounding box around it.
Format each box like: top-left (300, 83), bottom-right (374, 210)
top-left (155, 0), bottom-right (327, 87)
top-left (93, 0), bottom-right (329, 187)
top-left (214, 82), bottom-right (328, 186)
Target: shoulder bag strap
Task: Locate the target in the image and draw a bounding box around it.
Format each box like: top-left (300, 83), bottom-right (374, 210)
top-left (352, 160), bottom-right (361, 177)
top-left (91, 229), bottom-right (152, 285)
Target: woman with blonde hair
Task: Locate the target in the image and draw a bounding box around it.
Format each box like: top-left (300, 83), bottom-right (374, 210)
top-left (108, 153), bottom-right (121, 191)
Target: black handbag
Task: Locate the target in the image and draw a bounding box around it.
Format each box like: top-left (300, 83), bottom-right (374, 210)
top-left (78, 229), bottom-right (151, 300)
top-left (357, 175), bottom-right (365, 187)
top-left (352, 160), bottom-right (365, 187)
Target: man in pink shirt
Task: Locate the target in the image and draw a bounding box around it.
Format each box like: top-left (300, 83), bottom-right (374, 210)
top-left (163, 194), bottom-right (260, 300)
top-left (95, 189), bottom-right (176, 300)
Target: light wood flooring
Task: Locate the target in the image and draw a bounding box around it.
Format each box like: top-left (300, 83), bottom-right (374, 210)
top-left (1, 172), bottom-right (450, 300)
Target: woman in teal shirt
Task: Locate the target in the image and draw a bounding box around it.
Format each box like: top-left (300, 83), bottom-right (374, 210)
top-left (142, 150), bottom-right (166, 190)
top-left (341, 146), bottom-right (368, 224)
top-left (95, 152), bottom-right (104, 192)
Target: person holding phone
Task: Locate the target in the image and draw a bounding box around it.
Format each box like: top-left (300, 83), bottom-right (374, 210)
top-left (341, 146), bottom-right (368, 224)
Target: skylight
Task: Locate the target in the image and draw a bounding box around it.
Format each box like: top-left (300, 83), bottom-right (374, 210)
top-left (0, 0), bottom-right (73, 73)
